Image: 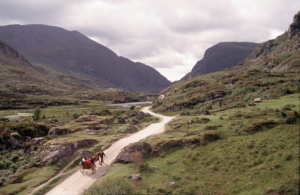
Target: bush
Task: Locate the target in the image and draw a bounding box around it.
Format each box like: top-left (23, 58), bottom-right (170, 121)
top-left (33, 106), bottom-right (42, 121)
top-left (285, 115), bottom-right (296, 124)
top-left (72, 113), bottom-right (82, 120)
top-left (0, 177), bottom-right (5, 186)
top-left (47, 157), bottom-right (58, 165)
top-left (10, 154), bottom-right (19, 162)
top-left (130, 151), bottom-right (143, 168)
top-left (130, 106), bottom-right (135, 111)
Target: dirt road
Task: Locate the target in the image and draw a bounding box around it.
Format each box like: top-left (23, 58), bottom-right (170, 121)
top-left (45, 107), bottom-right (175, 195)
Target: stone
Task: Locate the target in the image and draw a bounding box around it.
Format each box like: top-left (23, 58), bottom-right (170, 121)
top-left (246, 182), bottom-right (254, 185)
top-left (254, 98), bottom-right (261, 103)
top-left (31, 137), bottom-right (44, 145)
top-left (170, 181), bottom-right (175, 187)
top-left (115, 141), bottom-right (151, 163)
top-left (158, 95), bottom-right (165, 100)
top-left (263, 68), bottom-right (269, 72)
top-left (131, 174), bottom-right (141, 181)
top-left (7, 133), bottom-right (23, 149)
top-left (49, 128), bottom-right (69, 136)
top-left (126, 125), bottom-right (138, 133)
top-left (74, 151), bottom-right (93, 159)
top-left (40, 139), bottom-right (97, 163)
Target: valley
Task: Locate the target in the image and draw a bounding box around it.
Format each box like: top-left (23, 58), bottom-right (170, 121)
top-left (0, 9), bottom-right (299, 195)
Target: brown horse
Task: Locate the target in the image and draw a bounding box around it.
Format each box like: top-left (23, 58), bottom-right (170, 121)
top-left (92, 154), bottom-right (100, 165)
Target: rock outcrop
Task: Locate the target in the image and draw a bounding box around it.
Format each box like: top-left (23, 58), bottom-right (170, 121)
top-left (37, 138), bottom-right (98, 163)
top-left (49, 115), bottom-right (115, 135)
top-left (115, 141), bottom-right (151, 163)
top-left (131, 174), bottom-right (142, 181)
top-left (6, 133), bottom-right (23, 149)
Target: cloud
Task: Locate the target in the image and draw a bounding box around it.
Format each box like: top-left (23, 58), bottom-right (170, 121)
top-left (0, 0), bottom-right (299, 81)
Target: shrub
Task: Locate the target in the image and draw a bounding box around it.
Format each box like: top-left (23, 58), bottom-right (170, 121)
top-left (10, 154), bottom-right (19, 162)
top-left (33, 106), bottom-right (42, 121)
top-left (232, 88), bottom-right (246, 96)
top-left (47, 157), bottom-right (58, 165)
top-left (0, 177), bottom-right (5, 186)
top-left (280, 111), bottom-right (287, 117)
top-left (203, 131), bottom-right (220, 141)
top-left (285, 115), bottom-right (296, 124)
top-left (130, 106), bottom-right (135, 111)
top-left (130, 151), bottom-right (144, 168)
top-left (203, 110), bottom-right (210, 115)
top-left (72, 113), bottom-right (82, 120)
top-left (131, 118), bottom-right (138, 125)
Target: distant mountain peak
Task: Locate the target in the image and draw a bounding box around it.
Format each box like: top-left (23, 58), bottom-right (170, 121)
top-left (0, 24), bottom-right (171, 92)
top-left (181, 42), bottom-right (258, 80)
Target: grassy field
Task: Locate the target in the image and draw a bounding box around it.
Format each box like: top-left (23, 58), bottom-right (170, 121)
top-left (0, 101), bottom-right (156, 195)
top-left (87, 94), bottom-right (299, 194)
top-left (0, 164), bottom-right (68, 195)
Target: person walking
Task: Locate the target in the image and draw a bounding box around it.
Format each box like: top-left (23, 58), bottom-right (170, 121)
top-left (99, 150), bottom-right (105, 165)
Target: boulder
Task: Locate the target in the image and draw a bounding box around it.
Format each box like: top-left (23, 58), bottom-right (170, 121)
top-left (144, 113), bottom-right (151, 117)
top-left (49, 128), bottom-right (69, 135)
top-left (31, 137), bottom-right (44, 145)
top-left (254, 98), bottom-right (261, 103)
top-left (74, 151), bottom-right (93, 159)
top-left (170, 181), bottom-right (175, 187)
top-left (115, 141), bottom-right (151, 163)
top-left (263, 68), bottom-right (269, 72)
top-left (40, 139), bottom-right (98, 163)
top-left (209, 91), bottom-right (226, 100)
top-left (131, 174), bottom-right (141, 181)
top-left (126, 125), bottom-right (138, 133)
top-left (115, 153), bottom-right (131, 163)
top-left (7, 133), bottom-right (23, 149)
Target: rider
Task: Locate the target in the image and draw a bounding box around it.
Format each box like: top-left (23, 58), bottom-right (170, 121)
top-left (80, 156), bottom-right (88, 165)
top-left (83, 158), bottom-right (92, 166)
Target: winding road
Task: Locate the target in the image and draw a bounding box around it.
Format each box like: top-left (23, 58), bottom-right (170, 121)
top-left (44, 106), bottom-right (175, 195)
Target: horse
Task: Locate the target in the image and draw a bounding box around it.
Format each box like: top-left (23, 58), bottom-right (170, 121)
top-left (91, 155), bottom-right (100, 165)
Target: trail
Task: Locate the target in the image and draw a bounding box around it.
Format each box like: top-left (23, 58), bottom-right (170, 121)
top-left (42, 107), bottom-right (174, 195)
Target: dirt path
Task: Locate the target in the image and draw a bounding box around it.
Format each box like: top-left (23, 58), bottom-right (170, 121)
top-left (43, 107), bottom-right (175, 195)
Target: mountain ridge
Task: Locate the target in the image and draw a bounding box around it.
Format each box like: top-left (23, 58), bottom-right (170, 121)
top-left (181, 42), bottom-right (258, 80)
top-left (0, 24), bottom-right (171, 92)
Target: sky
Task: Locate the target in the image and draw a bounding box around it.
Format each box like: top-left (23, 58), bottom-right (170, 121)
top-left (0, 0), bottom-right (299, 81)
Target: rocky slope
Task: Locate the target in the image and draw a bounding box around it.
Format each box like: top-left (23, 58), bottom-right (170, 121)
top-left (234, 11), bottom-right (300, 72)
top-left (181, 42), bottom-right (258, 80)
top-left (0, 24), bottom-right (171, 92)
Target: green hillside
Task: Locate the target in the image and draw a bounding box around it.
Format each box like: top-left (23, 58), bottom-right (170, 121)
top-left (0, 24), bottom-right (171, 92)
top-left (234, 11), bottom-right (300, 72)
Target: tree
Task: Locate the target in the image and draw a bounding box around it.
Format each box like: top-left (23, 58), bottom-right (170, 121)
top-left (33, 106), bottom-right (42, 121)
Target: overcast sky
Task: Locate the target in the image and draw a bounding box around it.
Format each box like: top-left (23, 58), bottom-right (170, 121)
top-left (0, 0), bottom-right (299, 81)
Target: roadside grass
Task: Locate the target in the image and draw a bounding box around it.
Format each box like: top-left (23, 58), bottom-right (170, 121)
top-left (92, 163), bottom-right (135, 186)
top-left (0, 165), bottom-right (66, 195)
top-left (32, 172), bottom-right (73, 195)
top-left (63, 157), bottom-right (82, 173)
top-left (94, 123), bottom-right (299, 195)
top-left (87, 95), bottom-right (299, 194)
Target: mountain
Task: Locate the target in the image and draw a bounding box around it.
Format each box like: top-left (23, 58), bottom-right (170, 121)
top-left (181, 42), bottom-right (258, 80)
top-left (0, 24), bottom-right (171, 92)
top-left (234, 11), bottom-right (300, 72)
